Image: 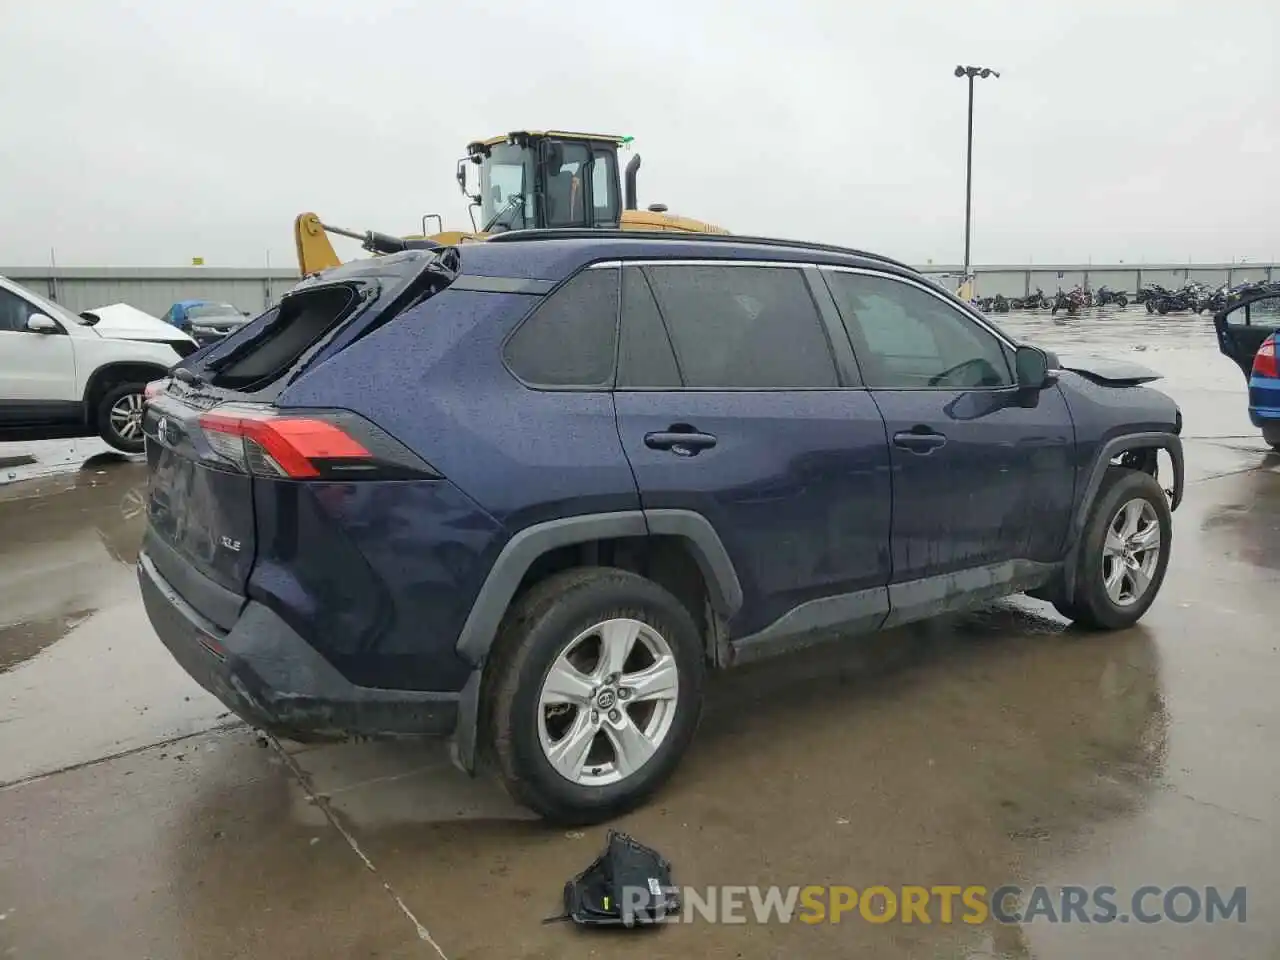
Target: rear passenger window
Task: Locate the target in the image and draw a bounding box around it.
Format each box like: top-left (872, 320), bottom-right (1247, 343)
top-left (503, 267), bottom-right (619, 387)
top-left (643, 265), bottom-right (838, 389)
top-left (617, 267), bottom-right (681, 388)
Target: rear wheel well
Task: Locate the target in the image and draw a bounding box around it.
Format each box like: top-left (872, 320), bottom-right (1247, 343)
top-left (509, 535), bottom-right (718, 664)
top-left (83, 362), bottom-right (169, 419)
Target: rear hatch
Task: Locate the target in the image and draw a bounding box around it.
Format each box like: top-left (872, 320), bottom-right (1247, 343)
top-left (140, 248), bottom-right (458, 625)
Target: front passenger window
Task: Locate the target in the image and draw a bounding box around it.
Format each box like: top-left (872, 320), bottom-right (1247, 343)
top-left (826, 272), bottom-right (1012, 389)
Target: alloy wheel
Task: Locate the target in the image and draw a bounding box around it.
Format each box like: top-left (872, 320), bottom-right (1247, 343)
top-left (1101, 498), bottom-right (1161, 607)
top-left (109, 393), bottom-right (145, 441)
top-left (536, 618), bottom-right (680, 786)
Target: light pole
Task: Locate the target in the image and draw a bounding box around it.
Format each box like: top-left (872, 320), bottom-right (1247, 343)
top-left (954, 65), bottom-right (1000, 291)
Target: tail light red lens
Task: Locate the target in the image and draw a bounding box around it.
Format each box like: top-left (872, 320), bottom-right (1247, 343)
top-left (195, 405), bottom-right (437, 481)
top-left (199, 410), bottom-right (370, 478)
top-left (1253, 338), bottom-right (1278, 379)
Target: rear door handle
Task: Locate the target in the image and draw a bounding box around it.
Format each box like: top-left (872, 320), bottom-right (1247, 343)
top-left (892, 429), bottom-right (947, 454)
top-left (645, 430), bottom-right (717, 456)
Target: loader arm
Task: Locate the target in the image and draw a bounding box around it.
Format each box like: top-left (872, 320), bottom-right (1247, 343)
top-left (294, 212), bottom-right (343, 275)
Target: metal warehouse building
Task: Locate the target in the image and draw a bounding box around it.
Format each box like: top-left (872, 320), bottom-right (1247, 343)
top-left (2, 261), bottom-right (1275, 319)
top-left (1, 266), bottom-right (302, 318)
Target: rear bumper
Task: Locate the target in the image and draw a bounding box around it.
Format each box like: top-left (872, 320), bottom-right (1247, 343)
top-left (138, 551), bottom-right (460, 741)
top-left (1247, 376), bottom-right (1280, 425)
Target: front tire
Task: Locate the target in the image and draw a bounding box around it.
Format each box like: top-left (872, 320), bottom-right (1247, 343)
top-left (487, 567), bottom-right (705, 824)
top-left (1054, 468), bottom-right (1171, 630)
top-left (97, 382), bottom-right (148, 453)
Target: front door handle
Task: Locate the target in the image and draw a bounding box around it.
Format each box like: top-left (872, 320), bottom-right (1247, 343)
top-left (645, 430), bottom-right (717, 457)
top-left (892, 429), bottom-right (947, 454)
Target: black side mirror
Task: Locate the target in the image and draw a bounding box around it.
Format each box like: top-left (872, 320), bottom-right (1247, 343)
top-left (540, 140), bottom-right (565, 170)
top-left (1015, 344), bottom-right (1057, 389)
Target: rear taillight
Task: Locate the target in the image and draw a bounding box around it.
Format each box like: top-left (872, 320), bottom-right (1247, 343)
top-left (1253, 338), bottom-right (1279, 378)
top-left (196, 405), bottom-right (437, 480)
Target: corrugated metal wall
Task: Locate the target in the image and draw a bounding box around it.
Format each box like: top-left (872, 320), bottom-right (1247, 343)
top-left (917, 263), bottom-right (1275, 298)
top-left (1, 262), bottom-right (1274, 318)
top-left (0, 267), bottom-right (301, 318)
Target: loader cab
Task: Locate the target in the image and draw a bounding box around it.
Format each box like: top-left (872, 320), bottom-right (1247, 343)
top-left (459, 131), bottom-right (627, 234)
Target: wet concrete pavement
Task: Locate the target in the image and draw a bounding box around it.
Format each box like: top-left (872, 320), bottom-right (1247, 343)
top-left (2, 308), bottom-right (1278, 958)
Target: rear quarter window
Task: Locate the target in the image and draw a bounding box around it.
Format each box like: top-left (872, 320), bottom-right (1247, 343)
top-left (502, 267), bottom-right (620, 387)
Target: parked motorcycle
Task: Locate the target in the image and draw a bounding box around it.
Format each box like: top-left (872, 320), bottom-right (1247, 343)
top-left (1193, 284), bottom-right (1226, 314)
top-left (1142, 284), bottom-right (1174, 313)
top-left (1151, 283), bottom-right (1205, 315)
top-left (1012, 288), bottom-right (1051, 310)
top-left (1051, 287), bottom-right (1088, 315)
top-left (990, 294), bottom-right (1011, 313)
top-left (1095, 285), bottom-right (1129, 308)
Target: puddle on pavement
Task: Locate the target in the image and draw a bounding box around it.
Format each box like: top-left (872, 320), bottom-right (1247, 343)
top-left (301, 601), bottom-right (1170, 960)
top-left (0, 454), bottom-right (149, 674)
top-left (0, 608), bottom-right (97, 673)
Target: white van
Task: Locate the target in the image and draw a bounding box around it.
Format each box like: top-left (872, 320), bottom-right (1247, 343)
top-left (0, 276), bottom-right (197, 453)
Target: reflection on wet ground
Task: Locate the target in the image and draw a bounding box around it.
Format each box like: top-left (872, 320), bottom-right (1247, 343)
top-left (1, 310), bottom-right (1278, 958)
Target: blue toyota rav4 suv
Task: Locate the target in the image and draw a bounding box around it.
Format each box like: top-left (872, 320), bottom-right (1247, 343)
top-left (138, 231), bottom-right (1184, 824)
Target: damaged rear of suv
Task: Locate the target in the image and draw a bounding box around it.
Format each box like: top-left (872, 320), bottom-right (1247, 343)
top-left (138, 231), bottom-right (1183, 825)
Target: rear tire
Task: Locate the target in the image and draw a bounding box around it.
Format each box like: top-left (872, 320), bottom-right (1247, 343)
top-left (96, 382), bottom-right (147, 453)
top-left (1116, 295), bottom-right (1129, 307)
top-left (1054, 467), bottom-right (1171, 630)
top-left (1261, 422), bottom-right (1280, 452)
top-left (487, 567), bottom-right (705, 825)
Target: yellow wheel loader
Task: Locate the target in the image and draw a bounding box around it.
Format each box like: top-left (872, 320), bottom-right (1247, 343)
top-left (294, 130), bottom-right (727, 274)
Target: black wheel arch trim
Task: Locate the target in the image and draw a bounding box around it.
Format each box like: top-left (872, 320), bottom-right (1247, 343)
top-left (642, 508), bottom-right (744, 615)
top-left (82, 361), bottom-right (173, 413)
top-left (453, 509), bottom-right (743, 667)
top-left (1062, 430), bottom-right (1183, 600)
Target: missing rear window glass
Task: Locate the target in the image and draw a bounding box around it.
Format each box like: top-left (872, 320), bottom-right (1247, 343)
top-left (209, 286), bottom-right (358, 390)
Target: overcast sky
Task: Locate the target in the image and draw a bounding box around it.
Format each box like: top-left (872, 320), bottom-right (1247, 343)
top-left (1, 0), bottom-right (1276, 268)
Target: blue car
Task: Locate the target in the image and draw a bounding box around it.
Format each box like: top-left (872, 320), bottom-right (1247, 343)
top-left (1213, 283), bottom-right (1280, 448)
top-left (138, 229), bottom-right (1184, 823)
top-left (162, 299), bottom-right (250, 345)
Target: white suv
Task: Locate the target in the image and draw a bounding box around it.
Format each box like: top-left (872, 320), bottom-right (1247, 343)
top-left (0, 276), bottom-right (198, 453)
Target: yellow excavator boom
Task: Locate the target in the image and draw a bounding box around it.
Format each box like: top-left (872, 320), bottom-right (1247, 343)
top-left (294, 213), bottom-right (343, 275)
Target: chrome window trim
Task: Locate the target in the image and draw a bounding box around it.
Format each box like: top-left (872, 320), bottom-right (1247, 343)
top-left (610, 259), bottom-right (814, 270)
top-left (817, 264), bottom-right (1017, 351)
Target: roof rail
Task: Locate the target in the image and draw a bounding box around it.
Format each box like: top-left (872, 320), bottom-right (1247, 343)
top-left (483, 228), bottom-right (910, 270)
